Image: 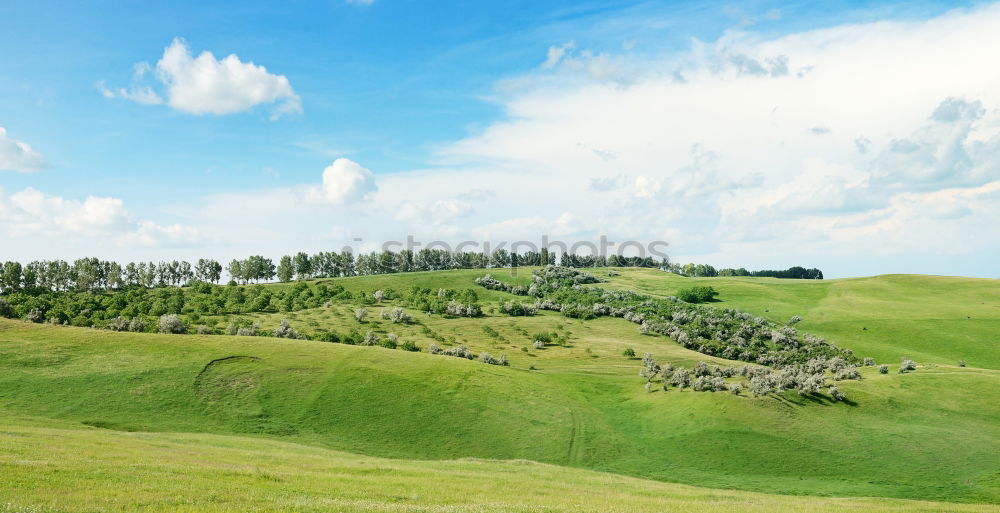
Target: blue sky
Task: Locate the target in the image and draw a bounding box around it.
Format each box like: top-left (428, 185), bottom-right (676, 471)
top-left (2, 0), bottom-right (999, 278)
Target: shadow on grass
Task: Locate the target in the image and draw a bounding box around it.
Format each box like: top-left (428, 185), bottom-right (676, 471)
top-left (779, 392), bottom-right (859, 407)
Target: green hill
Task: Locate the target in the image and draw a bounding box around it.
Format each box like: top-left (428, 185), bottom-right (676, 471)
top-left (1, 268), bottom-right (998, 511)
top-left (603, 270), bottom-right (1000, 369)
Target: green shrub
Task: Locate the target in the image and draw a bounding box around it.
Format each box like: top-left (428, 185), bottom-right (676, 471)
top-left (0, 298), bottom-right (13, 318)
top-left (317, 331), bottom-right (340, 343)
top-left (676, 286), bottom-right (719, 303)
top-left (622, 347), bottom-right (636, 358)
top-left (532, 332), bottom-right (553, 344)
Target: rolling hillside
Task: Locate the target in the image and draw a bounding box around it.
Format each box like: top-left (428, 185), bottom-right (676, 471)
top-left (603, 270), bottom-right (1000, 369)
top-left (1, 268), bottom-right (998, 511)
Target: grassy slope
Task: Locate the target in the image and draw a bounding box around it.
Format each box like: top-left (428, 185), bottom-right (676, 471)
top-left (1, 268), bottom-right (999, 510)
top-left (2, 417), bottom-right (996, 513)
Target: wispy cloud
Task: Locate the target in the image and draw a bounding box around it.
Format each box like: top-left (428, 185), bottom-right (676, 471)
top-left (0, 128), bottom-right (46, 172)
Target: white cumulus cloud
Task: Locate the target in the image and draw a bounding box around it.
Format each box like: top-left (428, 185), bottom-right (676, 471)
top-left (309, 158), bottom-right (378, 205)
top-left (103, 38), bottom-right (301, 118)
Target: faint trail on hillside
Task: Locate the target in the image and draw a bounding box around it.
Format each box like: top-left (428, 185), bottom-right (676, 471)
top-left (566, 408), bottom-right (585, 464)
top-left (193, 355), bottom-right (261, 383)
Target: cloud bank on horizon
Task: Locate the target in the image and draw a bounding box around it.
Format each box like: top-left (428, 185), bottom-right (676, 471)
top-left (2, 2), bottom-right (1000, 278)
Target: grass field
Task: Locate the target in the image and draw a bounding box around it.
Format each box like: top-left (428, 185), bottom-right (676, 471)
top-left (1, 268), bottom-right (998, 511)
top-left (2, 417), bottom-right (996, 513)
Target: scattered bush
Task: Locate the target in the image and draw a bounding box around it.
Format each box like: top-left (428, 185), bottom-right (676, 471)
top-left (445, 300), bottom-right (482, 317)
top-left (401, 340), bottom-right (420, 352)
top-left (25, 308), bottom-right (44, 323)
top-left (623, 347), bottom-right (636, 358)
top-left (829, 385), bottom-right (845, 401)
top-left (692, 375), bottom-right (727, 392)
top-left (898, 359), bottom-right (917, 374)
top-left (958, 359), bottom-right (967, 367)
top-left (442, 344), bottom-right (473, 359)
top-left (862, 357), bottom-right (876, 366)
top-left (499, 300), bottom-right (537, 316)
top-left (833, 366), bottom-right (862, 381)
top-left (107, 316), bottom-right (130, 332)
top-left (748, 375), bottom-right (774, 396)
top-left (197, 325), bottom-right (212, 335)
top-left (827, 357), bottom-right (848, 373)
top-left (389, 307), bottom-right (412, 324)
top-left (362, 330), bottom-right (380, 346)
top-left (795, 374), bottom-right (825, 395)
top-left (273, 320), bottom-right (299, 339)
top-left (236, 322), bottom-right (260, 336)
top-left (879, 364), bottom-right (889, 374)
top-left (354, 308), bottom-right (368, 322)
top-left (128, 317), bottom-right (146, 333)
top-left (157, 314), bottom-right (186, 334)
top-left (533, 340), bottom-right (545, 350)
top-left (640, 353), bottom-right (660, 381)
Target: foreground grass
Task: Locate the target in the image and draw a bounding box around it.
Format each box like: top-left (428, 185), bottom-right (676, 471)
top-left (1, 419), bottom-right (996, 513)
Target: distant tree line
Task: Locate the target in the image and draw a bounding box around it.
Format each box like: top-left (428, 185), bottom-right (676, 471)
top-left (0, 248), bottom-right (667, 294)
top-left (557, 253), bottom-right (665, 269)
top-left (0, 258), bottom-right (224, 293)
top-left (0, 250), bottom-right (819, 296)
top-left (665, 263), bottom-right (823, 280)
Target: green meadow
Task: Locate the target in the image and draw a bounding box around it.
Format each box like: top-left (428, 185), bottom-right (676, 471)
top-left (1, 268), bottom-right (998, 511)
